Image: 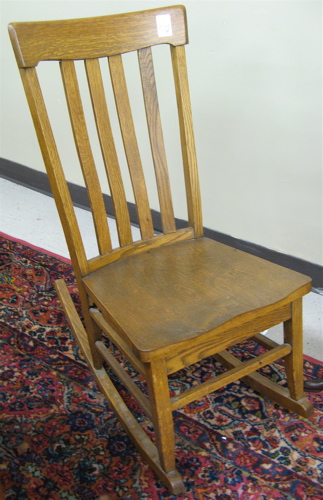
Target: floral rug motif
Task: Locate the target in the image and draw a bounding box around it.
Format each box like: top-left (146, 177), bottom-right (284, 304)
top-left (0, 233), bottom-right (322, 500)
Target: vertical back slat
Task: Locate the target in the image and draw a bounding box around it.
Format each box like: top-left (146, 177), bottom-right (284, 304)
top-left (19, 67), bottom-right (89, 277)
top-left (138, 47), bottom-right (176, 234)
top-left (171, 46), bottom-right (203, 238)
top-left (108, 54), bottom-right (154, 240)
top-left (60, 59), bottom-right (112, 254)
top-left (85, 58), bottom-right (133, 248)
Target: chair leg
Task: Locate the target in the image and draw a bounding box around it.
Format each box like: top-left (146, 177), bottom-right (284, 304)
top-left (78, 284), bottom-right (103, 369)
top-left (55, 279), bottom-right (103, 369)
top-left (145, 358), bottom-right (177, 474)
top-left (55, 279), bottom-right (184, 493)
top-left (83, 310), bottom-right (103, 369)
top-left (283, 298), bottom-right (306, 401)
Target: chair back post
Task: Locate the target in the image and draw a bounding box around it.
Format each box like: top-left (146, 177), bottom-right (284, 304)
top-left (18, 66), bottom-right (89, 278)
top-left (171, 44), bottom-right (203, 237)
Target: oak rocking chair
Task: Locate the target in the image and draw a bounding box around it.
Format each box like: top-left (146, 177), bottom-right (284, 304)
top-left (9, 6), bottom-right (314, 494)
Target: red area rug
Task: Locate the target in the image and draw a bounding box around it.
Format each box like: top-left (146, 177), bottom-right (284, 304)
top-left (0, 233), bottom-right (322, 500)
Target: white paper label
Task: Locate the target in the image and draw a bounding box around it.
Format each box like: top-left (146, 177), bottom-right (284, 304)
top-left (156, 14), bottom-right (173, 38)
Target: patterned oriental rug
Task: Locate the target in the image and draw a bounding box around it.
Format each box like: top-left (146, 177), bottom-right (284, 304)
top-left (0, 233), bottom-right (322, 500)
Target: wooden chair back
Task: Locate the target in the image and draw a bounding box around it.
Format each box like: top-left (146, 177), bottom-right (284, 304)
top-left (8, 6), bottom-right (202, 282)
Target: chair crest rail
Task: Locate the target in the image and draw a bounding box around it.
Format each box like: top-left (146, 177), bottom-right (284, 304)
top-left (8, 6), bottom-right (188, 68)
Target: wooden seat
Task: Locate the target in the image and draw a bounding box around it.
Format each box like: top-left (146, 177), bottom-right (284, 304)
top-left (84, 238), bottom-right (310, 359)
top-left (9, 6), bottom-right (314, 494)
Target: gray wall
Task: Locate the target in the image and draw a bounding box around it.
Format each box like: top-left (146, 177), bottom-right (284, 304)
top-left (1, 0), bottom-right (322, 265)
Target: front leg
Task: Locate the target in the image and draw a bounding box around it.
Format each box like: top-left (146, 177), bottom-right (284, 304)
top-left (284, 298), bottom-right (306, 401)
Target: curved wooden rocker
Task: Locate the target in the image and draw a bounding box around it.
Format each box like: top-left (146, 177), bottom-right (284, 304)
top-left (9, 6), bottom-right (314, 494)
